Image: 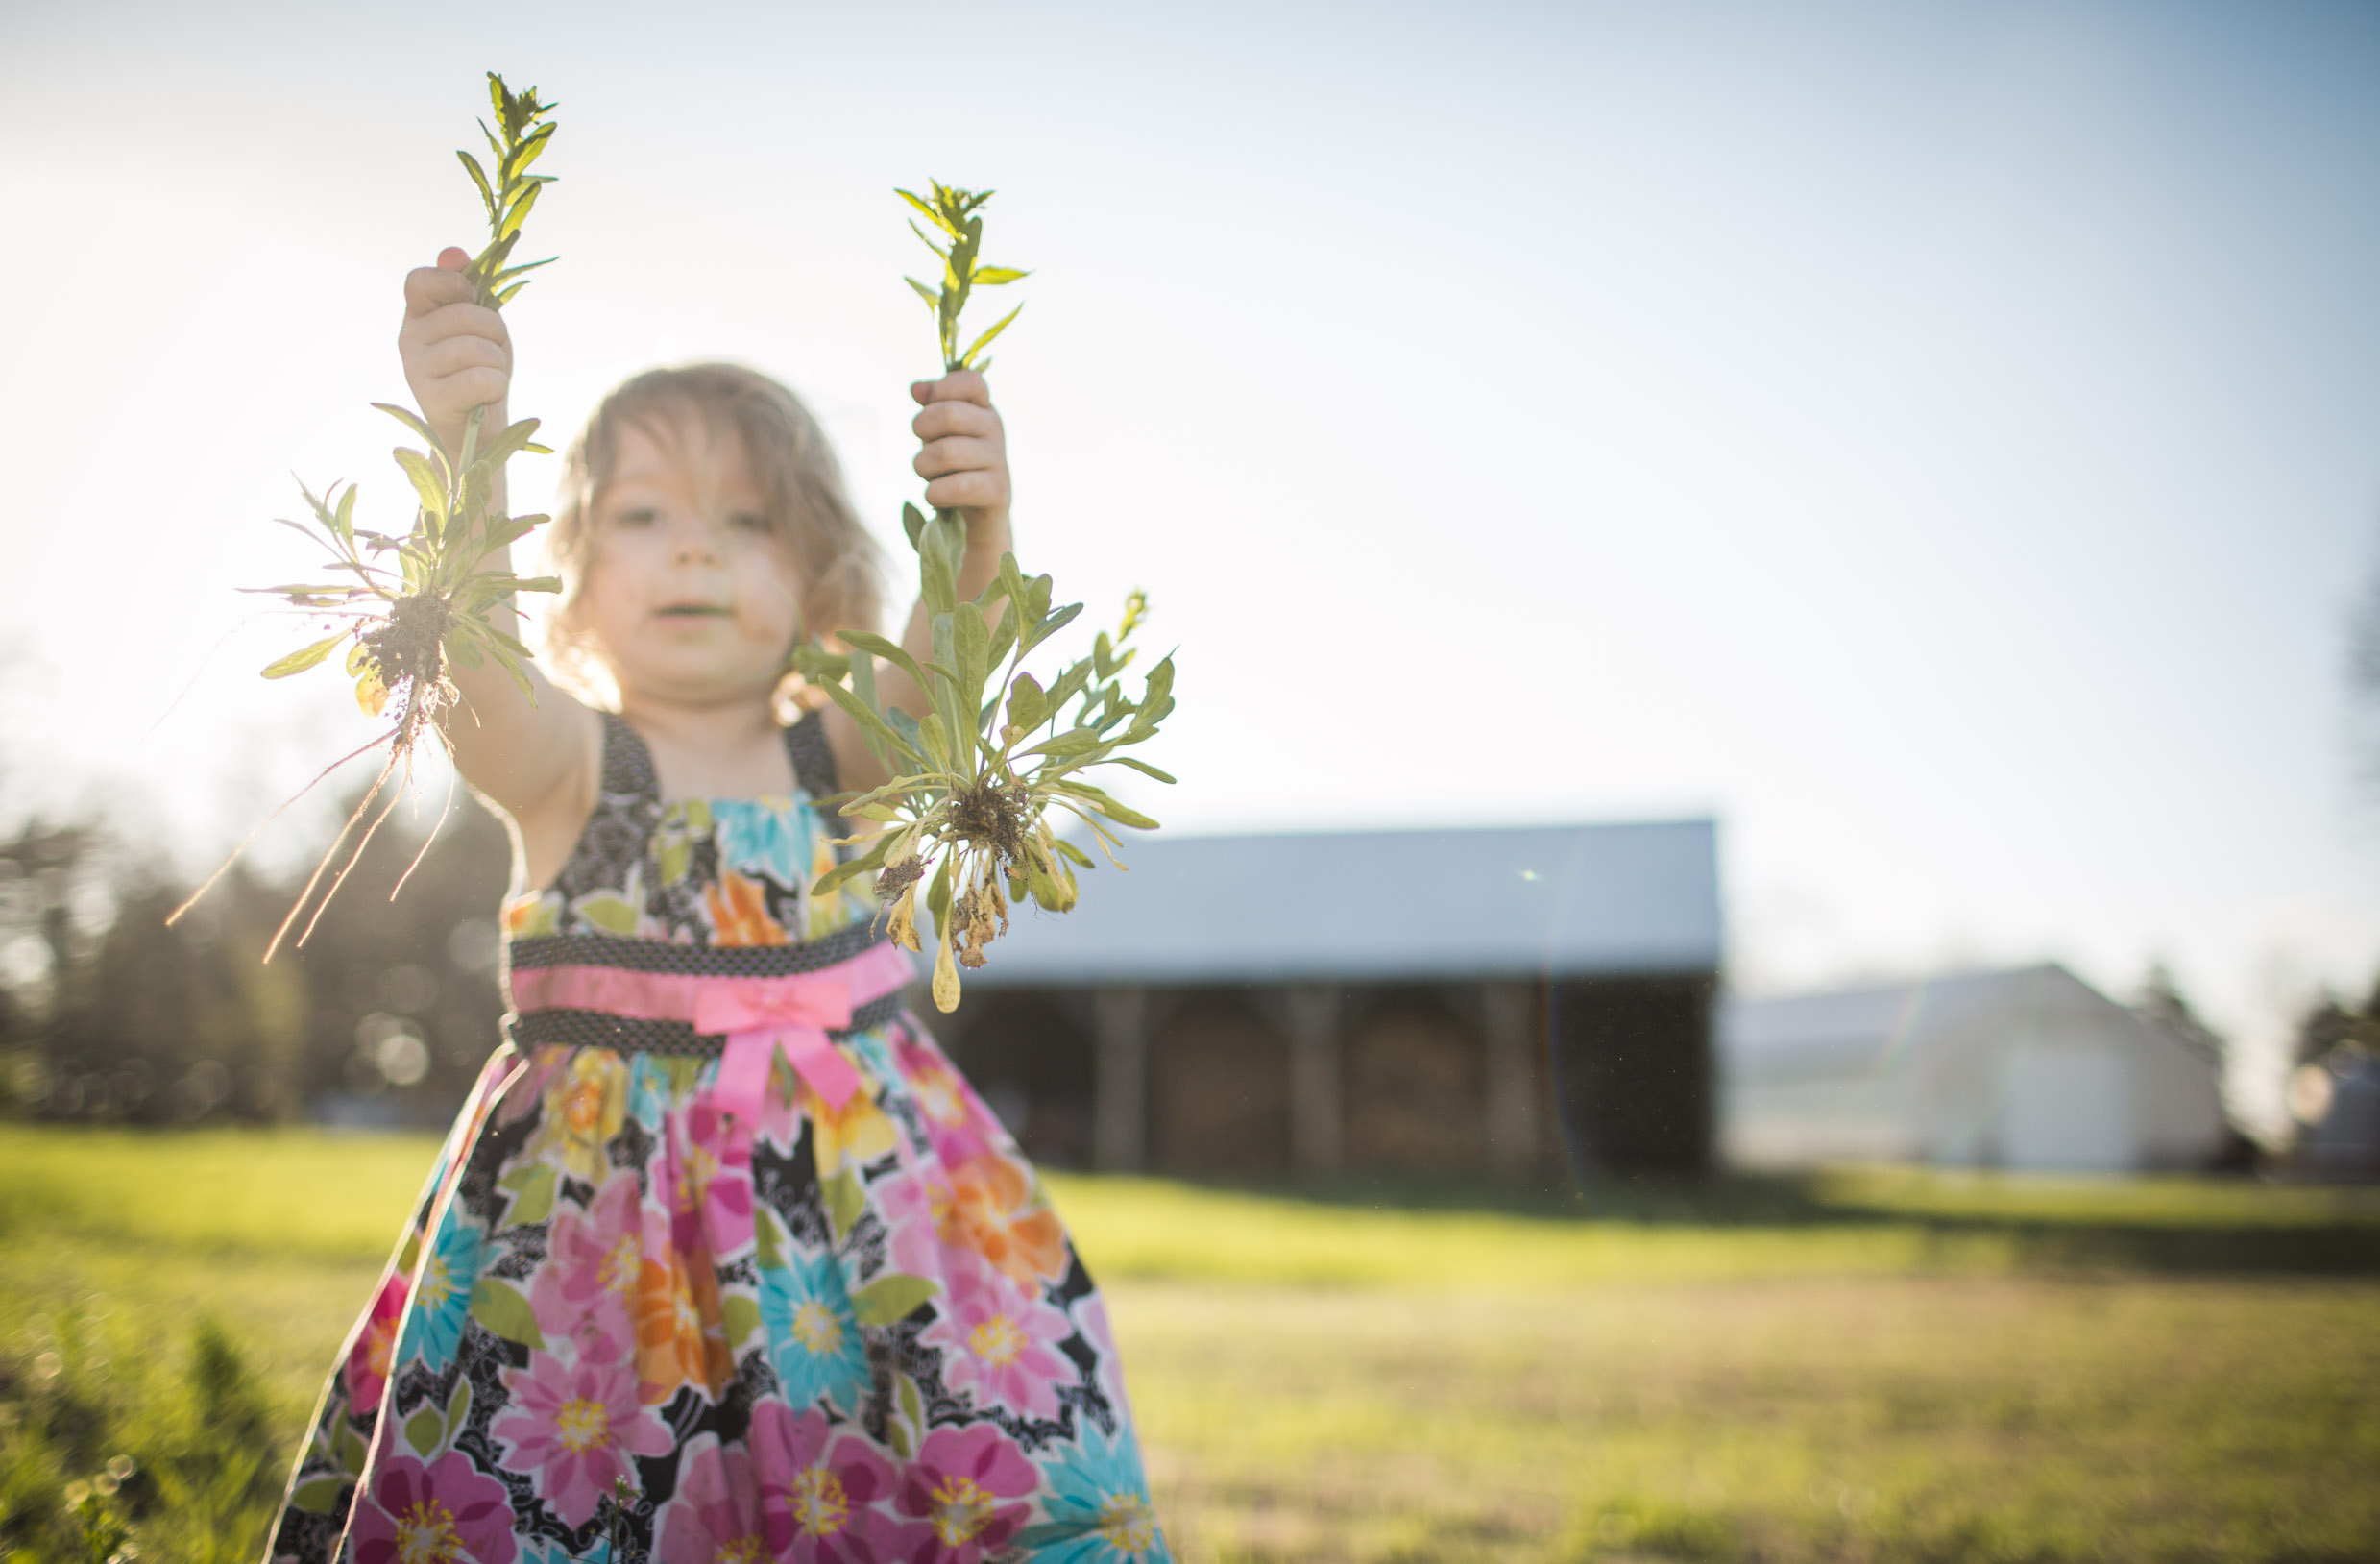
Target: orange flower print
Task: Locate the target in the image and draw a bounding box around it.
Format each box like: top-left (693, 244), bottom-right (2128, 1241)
top-left (947, 1152), bottom-right (1069, 1291)
top-left (705, 870), bottom-right (789, 947)
top-left (634, 1247), bottom-right (732, 1405)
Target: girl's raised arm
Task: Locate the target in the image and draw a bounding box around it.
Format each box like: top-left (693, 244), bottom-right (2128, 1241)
top-left (400, 249), bottom-right (601, 831)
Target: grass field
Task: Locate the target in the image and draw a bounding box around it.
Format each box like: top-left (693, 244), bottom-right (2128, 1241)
top-left (2, 1126), bottom-right (2377, 1562)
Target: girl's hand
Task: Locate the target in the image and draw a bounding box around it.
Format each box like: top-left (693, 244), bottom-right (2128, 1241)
top-left (911, 371), bottom-right (1012, 550)
top-left (400, 247), bottom-right (511, 454)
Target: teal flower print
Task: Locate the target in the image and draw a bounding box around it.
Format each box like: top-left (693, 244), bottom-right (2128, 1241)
top-left (714, 799), bottom-right (809, 888)
top-left (407, 1216), bottom-right (487, 1368)
top-left (756, 1242), bottom-right (872, 1416)
top-left (1016, 1423), bottom-right (1169, 1562)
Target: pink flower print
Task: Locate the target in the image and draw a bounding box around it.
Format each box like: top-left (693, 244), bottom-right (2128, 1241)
top-left (491, 1349), bottom-right (673, 1528)
top-left (493, 1046), bottom-right (561, 1127)
top-left (654, 1437), bottom-right (766, 1564)
top-left (897, 1425), bottom-right (1038, 1564)
top-left (671, 1100), bottom-right (755, 1258)
top-left (1074, 1292), bottom-right (1137, 1418)
top-left (343, 1272), bottom-right (407, 1416)
top-left (528, 1175), bottom-right (645, 1364)
top-left (874, 1167), bottom-right (961, 1281)
top-left (748, 1402), bottom-right (913, 1563)
top-left (896, 1037), bottom-right (1001, 1167)
top-left (919, 1258), bottom-right (1077, 1422)
top-left (899, 1040), bottom-right (973, 1134)
top-left (351, 1452), bottom-right (520, 1564)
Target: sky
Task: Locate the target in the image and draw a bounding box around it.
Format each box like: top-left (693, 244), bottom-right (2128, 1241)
top-left (1, 0), bottom-right (2375, 1136)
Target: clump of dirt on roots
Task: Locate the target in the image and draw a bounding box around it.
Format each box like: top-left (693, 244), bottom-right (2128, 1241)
top-left (358, 592), bottom-right (455, 737)
top-left (873, 778), bottom-right (1036, 969)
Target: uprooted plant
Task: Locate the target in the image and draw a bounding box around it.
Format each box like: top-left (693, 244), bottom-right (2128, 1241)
top-left (793, 182), bottom-right (1177, 1013)
top-left (170, 73), bottom-right (563, 958)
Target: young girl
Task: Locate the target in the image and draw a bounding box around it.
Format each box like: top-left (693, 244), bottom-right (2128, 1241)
top-left (266, 249), bottom-right (1168, 1564)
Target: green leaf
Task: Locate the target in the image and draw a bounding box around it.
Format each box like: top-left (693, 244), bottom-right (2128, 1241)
top-left (898, 1372), bottom-right (925, 1435)
top-left (1007, 673), bottom-right (1049, 733)
top-left (468, 1280), bottom-right (544, 1349)
top-left (1060, 785), bottom-right (1161, 830)
top-left (905, 276), bottom-right (940, 308)
top-left (290, 1477), bottom-right (344, 1515)
top-left (972, 266), bottom-right (1030, 285)
top-left (1109, 756), bottom-right (1178, 784)
top-left (456, 150), bottom-right (497, 222)
top-left (471, 416), bottom-right (545, 473)
top-left (927, 855), bottom-right (954, 929)
top-left (498, 177), bottom-right (543, 240)
top-left (1139, 653), bottom-right (1176, 716)
top-left (1053, 837), bottom-right (1096, 868)
top-left (403, 1407), bottom-right (443, 1459)
top-left (838, 629), bottom-right (929, 696)
top-left (504, 1165), bottom-right (556, 1228)
top-left (442, 1377), bottom-right (473, 1444)
top-left (1024, 727), bottom-right (1105, 760)
top-left (503, 119), bottom-right (556, 182)
top-left (916, 701), bottom-right (954, 773)
top-left (822, 681), bottom-right (911, 770)
top-left (812, 832), bottom-right (891, 899)
top-left (1044, 659), bottom-right (1096, 713)
top-left (825, 1168), bottom-right (866, 1238)
top-left (1021, 599), bottom-right (1083, 657)
top-left (920, 528), bottom-right (959, 619)
top-left (393, 448), bottom-right (449, 523)
top-left (897, 187), bottom-right (961, 238)
top-left (492, 255), bottom-right (557, 285)
top-left (956, 603), bottom-right (989, 755)
top-left (980, 581), bottom-right (1018, 657)
top-left (721, 1292), bottom-right (762, 1349)
top-left (960, 303), bottom-right (1024, 367)
top-left (847, 636), bottom-right (881, 715)
top-left (850, 1273), bottom-right (938, 1326)
top-left (261, 633), bottom-right (347, 680)
top-left (755, 1204), bottom-right (786, 1268)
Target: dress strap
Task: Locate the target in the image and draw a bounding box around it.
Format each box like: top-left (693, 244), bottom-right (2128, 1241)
top-left (784, 708), bottom-right (838, 799)
top-left (598, 711), bottom-right (661, 799)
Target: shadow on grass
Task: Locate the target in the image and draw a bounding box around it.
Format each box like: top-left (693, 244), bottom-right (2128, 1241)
top-left (1147, 1166), bottom-right (2380, 1276)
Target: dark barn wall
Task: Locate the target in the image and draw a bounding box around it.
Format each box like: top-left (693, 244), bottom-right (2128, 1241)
top-left (1149, 991), bottom-right (1293, 1173)
top-left (1342, 990), bottom-right (1485, 1170)
top-left (936, 989), bottom-right (1097, 1168)
top-left (1550, 974), bottom-right (1714, 1174)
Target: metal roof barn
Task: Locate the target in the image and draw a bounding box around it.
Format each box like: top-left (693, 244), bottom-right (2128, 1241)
top-left (960, 819), bottom-right (1723, 987)
top-left (935, 819), bottom-right (1725, 1177)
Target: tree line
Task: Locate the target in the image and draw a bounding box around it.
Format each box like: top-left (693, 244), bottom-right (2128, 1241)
top-left (0, 788), bottom-right (511, 1127)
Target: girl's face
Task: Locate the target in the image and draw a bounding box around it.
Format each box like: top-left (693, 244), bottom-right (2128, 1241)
top-left (575, 414), bottom-right (804, 707)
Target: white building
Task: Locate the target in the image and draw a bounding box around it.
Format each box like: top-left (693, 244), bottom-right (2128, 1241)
top-left (1719, 964), bottom-right (2229, 1172)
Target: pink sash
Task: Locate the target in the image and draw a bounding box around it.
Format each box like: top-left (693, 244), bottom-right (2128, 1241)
top-left (508, 941), bottom-right (915, 1121)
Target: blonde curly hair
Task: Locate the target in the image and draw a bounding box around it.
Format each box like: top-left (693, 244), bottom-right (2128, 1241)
top-left (540, 363), bottom-right (884, 709)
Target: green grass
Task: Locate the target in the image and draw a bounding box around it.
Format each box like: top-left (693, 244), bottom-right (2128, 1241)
top-left (2, 1125), bottom-right (2376, 1562)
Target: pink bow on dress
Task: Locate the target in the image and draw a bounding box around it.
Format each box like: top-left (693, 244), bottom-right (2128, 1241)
top-left (505, 941), bottom-right (917, 1127)
top-left (693, 975), bottom-right (867, 1122)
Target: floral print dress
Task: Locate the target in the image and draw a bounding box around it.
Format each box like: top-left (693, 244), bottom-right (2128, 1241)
top-left (268, 712), bottom-right (1168, 1564)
